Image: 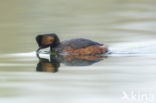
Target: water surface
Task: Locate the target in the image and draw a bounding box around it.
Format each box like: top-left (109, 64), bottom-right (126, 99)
top-left (0, 0), bottom-right (156, 103)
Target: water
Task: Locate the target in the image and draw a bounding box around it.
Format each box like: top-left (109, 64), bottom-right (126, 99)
top-left (0, 0), bottom-right (156, 103)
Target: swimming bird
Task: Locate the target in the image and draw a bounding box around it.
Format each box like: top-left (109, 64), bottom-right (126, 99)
top-left (36, 33), bottom-right (108, 55)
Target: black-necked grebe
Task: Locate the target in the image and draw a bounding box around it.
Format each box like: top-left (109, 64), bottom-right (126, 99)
top-left (36, 33), bottom-right (108, 55)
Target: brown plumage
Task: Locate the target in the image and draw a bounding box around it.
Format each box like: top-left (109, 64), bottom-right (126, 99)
top-left (36, 33), bottom-right (108, 55)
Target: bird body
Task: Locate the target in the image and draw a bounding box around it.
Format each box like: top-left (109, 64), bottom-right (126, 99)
top-left (36, 33), bottom-right (108, 55)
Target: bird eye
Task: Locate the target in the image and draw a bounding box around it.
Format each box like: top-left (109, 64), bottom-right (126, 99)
top-left (41, 42), bottom-right (44, 45)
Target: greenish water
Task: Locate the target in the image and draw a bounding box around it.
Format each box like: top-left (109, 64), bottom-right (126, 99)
top-left (0, 0), bottom-right (156, 103)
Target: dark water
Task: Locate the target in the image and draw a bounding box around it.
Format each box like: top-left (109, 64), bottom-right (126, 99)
top-left (0, 0), bottom-right (156, 103)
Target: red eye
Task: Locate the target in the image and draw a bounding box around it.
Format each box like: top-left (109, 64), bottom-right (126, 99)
top-left (41, 42), bottom-right (44, 45)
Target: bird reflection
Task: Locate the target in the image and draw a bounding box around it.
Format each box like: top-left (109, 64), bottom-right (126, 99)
top-left (36, 53), bottom-right (107, 73)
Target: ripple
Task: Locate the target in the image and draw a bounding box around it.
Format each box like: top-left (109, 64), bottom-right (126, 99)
top-left (0, 63), bottom-right (34, 67)
top-left (1, 40), bottom-right (156, 60)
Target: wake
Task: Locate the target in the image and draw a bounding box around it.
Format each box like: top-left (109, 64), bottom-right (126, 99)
top-left (1, 40), bottom-right (156, 58)
top-left (108, 40), bottom-right (156, 56)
